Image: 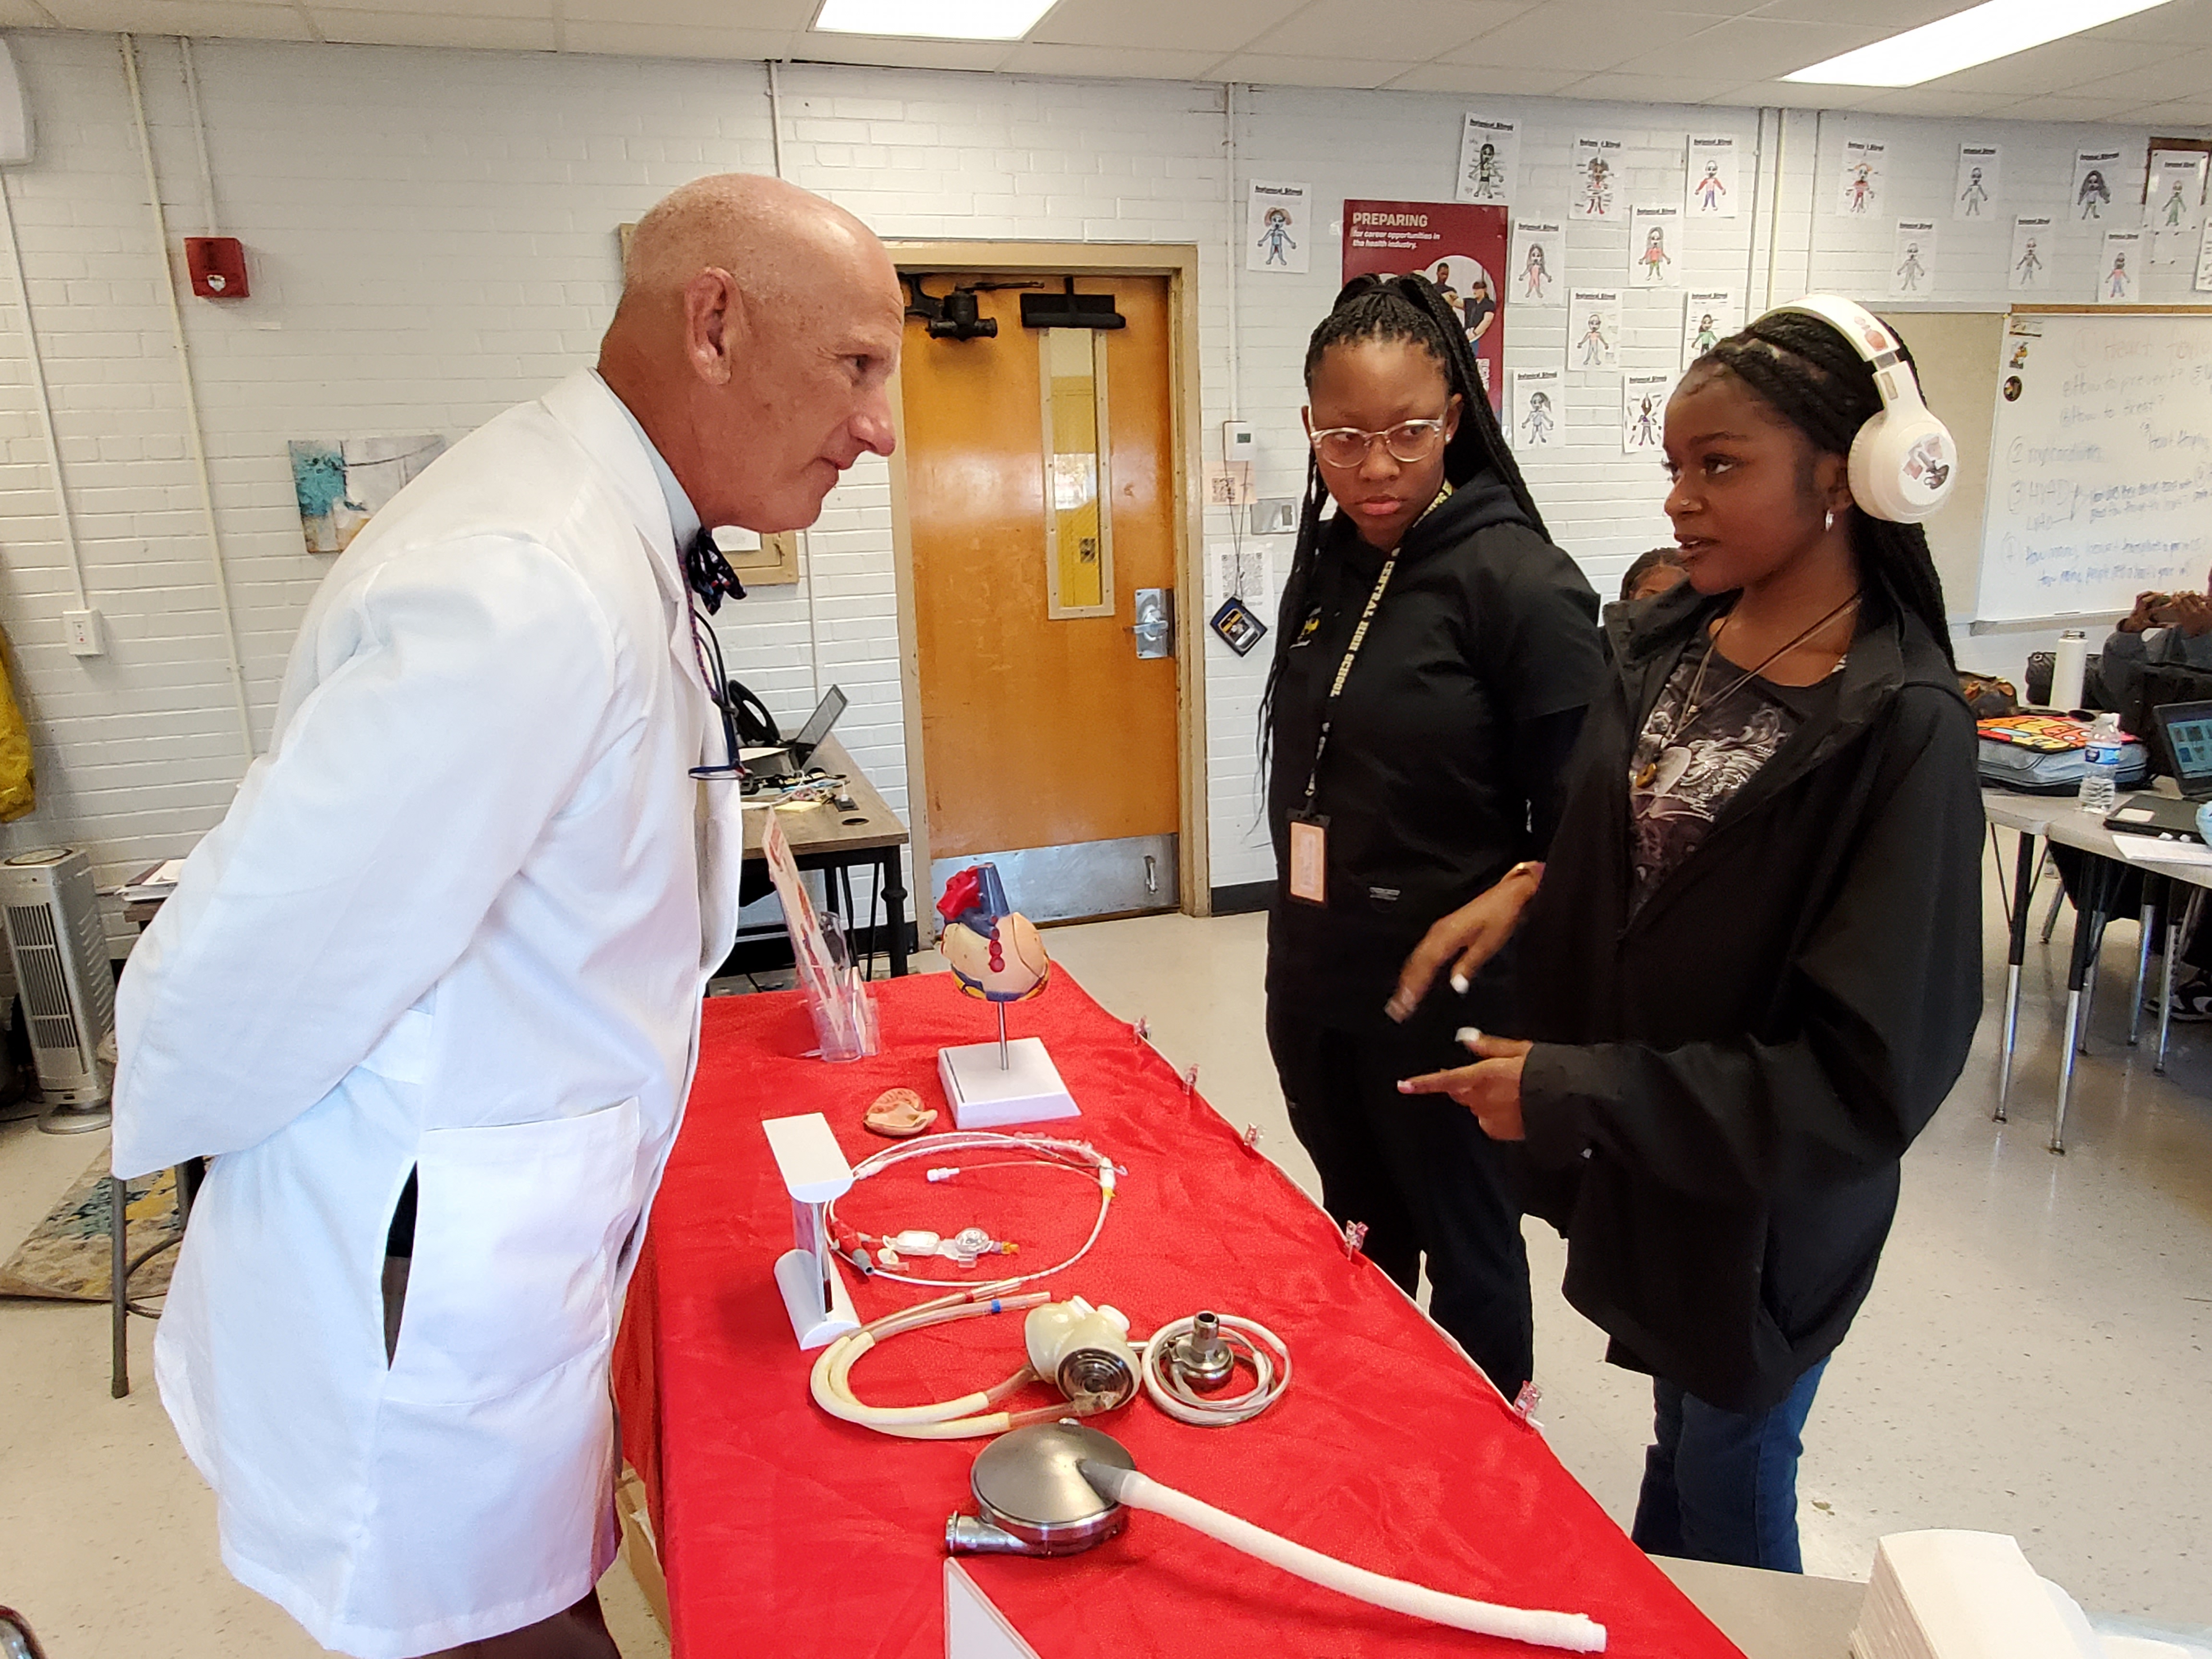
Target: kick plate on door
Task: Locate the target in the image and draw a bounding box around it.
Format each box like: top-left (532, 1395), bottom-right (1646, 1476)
top-left (930, 834), bottom-right (1178, 926)
top-left (1131, 588), bottom-right (1174, 659)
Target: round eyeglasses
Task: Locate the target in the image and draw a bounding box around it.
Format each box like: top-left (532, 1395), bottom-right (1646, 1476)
top-left (1307, 417), bottom-right (1450, 469)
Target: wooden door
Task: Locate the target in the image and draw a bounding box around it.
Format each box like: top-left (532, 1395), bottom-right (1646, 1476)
top-left (903, 274), bottom-right (1180, 925)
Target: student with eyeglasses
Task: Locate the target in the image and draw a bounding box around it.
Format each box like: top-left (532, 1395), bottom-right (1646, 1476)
top-left (1261, 273), bottom-right (1604, 1403)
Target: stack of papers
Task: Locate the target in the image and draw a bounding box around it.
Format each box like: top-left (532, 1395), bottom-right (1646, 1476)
top-left (2110, 834), bottom-right (2212, 869)
top-left (1851, 1531), bottom-right (2095, 1659)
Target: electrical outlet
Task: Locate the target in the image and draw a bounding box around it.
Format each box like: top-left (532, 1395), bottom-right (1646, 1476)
top-left (62, 608), bottom-right (103, 657)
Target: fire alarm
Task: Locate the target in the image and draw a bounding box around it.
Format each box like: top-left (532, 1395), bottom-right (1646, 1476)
top-left (185, 236), bottom-right (249, 300)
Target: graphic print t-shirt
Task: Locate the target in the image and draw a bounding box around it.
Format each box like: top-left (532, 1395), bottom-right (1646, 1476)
top-left (1627, 645), bottom-right (1839, 907)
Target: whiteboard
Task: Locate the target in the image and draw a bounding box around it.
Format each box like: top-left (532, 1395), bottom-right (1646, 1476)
top-left (1976, 310), bottom-right (2212, 624)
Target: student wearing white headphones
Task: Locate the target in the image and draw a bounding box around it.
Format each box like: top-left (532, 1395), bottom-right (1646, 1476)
top-left (1400, 296), bottom-right (1984, 1572)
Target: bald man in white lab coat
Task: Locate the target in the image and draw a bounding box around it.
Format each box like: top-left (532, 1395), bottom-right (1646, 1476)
top-left (111, 176), bottom-right (904, 1659)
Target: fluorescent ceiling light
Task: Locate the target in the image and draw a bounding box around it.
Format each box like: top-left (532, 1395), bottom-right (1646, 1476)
top-left (1783, 0), bottom-right (2175, 85)
top-left (813, 0), bottom-right (1058, 38)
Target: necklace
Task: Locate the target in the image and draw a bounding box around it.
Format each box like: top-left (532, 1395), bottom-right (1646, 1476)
top-left (1632, 591), bottom-right (1861, 790)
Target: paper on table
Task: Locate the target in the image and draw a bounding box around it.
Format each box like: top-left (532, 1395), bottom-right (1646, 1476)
top-left (2110, 833), bottom-right (2212, 867)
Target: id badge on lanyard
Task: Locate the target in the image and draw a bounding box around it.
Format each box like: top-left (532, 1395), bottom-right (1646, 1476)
top-left (1287, 548), bottom-right (1400, 908)
top-left (1287, 813), bottom-right (1329, 904)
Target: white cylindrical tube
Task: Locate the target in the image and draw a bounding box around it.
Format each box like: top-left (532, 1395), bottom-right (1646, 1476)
top-left (1080, 1463), bottom-right (1606, 1653)
top-left (2052, 629), bottom-right (2088, 712)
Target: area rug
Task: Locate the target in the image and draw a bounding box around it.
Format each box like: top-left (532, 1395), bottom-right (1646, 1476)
top-left (0, 1154), bottom-right (179, 1301)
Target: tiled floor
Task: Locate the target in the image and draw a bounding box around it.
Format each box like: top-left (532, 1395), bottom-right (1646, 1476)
top-left (4, 841), bottom-right (2210, 1654)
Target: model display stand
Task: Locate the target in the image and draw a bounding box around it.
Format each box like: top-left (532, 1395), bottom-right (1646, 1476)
top-left (934, 864), bottom-right (1079, 1130)
top-left (762, 1112), bottom-right (859, 1350)
top-left (939, 1023), bottom-right (1079, 1130)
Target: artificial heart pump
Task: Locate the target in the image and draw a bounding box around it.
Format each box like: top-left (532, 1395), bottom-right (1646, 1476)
top-left (795, 1113), bottom-right (1604, 1648)
top-left (946, 1421), bottom-right (1609, 1653)
top-left (809, 1288), bottom-right (1292, 1438)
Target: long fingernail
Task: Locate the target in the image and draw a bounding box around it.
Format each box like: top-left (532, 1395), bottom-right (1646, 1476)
top-left (1450, 972), bottom-right (1470, 995)
top-left (1455, 1027), bottom-right (1482, 1047)
top-left (1395, 1080), bottom-right (1414, 1093)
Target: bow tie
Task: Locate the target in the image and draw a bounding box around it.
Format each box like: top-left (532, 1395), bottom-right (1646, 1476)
top-left (684, 528), bottom-right (747, 614)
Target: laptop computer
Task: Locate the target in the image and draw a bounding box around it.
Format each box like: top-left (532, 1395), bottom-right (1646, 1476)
top-left (744, 685), bottom-right (849, 783)
top-left (784, 685), bottom-right (847, 769)
top-left (2105, 699), bottom-right (2212, 841)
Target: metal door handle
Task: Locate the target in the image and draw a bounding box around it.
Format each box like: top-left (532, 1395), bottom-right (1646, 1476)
top-left (1143, 854), bottom-right (1158, 894)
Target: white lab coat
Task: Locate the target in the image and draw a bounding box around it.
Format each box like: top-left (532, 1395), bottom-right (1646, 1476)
top-left (111, 371), bottom-right (747, 1658)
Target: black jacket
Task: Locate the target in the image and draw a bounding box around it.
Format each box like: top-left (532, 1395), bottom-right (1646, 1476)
top-left (1265, 477), bottom-right (1603, 1028)
top-left (1513, 580), bottom-right (1984, 1413)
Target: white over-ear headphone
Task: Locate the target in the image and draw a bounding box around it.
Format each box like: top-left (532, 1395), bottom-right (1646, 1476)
top-left (1756, 294), bottom-right (1957, 525)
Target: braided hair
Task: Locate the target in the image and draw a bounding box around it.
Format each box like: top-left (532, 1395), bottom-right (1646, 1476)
top-left (1698, 310), bottom-right (1956, 666)
top-left (1261, 273), bottom-right (1543, 769)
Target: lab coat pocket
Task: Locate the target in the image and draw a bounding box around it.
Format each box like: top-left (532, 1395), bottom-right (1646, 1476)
top-left (385, 1097), bottom-right (643, 1407)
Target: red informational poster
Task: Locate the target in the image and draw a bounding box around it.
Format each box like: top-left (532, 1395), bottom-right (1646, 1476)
top-left (1342, 199), bottom-right (1510, 413)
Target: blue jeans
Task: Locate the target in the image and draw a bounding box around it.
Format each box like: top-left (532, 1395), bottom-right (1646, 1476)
top-left (1630, 1358), bottom-right (1829, 1572)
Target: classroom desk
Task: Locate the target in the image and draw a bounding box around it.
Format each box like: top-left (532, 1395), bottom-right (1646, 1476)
top-left (740, 734), bottom-right (912, 976)
top-left (613, 974), bottom-right (1746, 1659)
top-left (1983, 787), bottom-right (2212, 1152)
top-left (1982, 788), bottom-right (2057, 1126)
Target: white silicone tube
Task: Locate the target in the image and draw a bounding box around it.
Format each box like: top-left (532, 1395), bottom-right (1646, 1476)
top-left (1080, 1462), bottom-right (1607, 1654)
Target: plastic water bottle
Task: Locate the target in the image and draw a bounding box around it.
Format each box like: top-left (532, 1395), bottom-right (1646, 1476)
top-left (2078, 711), bottom-right (2124, 815)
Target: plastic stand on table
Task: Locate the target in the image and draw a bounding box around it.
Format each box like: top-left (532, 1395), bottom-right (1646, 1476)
top-left (945, 1561), bottom-right (1044, 1659)
top-left (762, 1113), bottom-right (859, 1350)
top-left (939, 1005), bottom-right (1079, 1130)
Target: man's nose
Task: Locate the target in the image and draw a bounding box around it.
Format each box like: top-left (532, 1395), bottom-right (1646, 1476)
top-left (853, 389), bottom-right (897, 459)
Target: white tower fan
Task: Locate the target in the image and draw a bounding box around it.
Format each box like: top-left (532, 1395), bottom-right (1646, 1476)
top-left (0, 848), bottom-right (115, 1132)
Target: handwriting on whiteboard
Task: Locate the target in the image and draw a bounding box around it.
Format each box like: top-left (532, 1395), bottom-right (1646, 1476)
top-left (1981, 316), bottom-right (2212, 618)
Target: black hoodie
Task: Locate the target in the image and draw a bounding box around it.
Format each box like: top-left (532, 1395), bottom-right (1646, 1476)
top-left (1513, 579), bottom-right (1984, 1413)
top-left (1266, 475), bottom-right (1605, 1028)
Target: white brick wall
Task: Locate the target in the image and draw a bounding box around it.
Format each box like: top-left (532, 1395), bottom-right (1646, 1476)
top-left (0, 29), bottom-right (2201, 937)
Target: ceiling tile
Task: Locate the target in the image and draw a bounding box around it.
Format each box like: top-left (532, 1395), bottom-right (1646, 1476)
top-left (1551, 68), bottom-right (1762, 101)
top-left (1745, 0), bottom-right (1967, 24)
top-left (44, 0), bottom-right (314, 36)
top-left (313, 9), bottom-right (555, 47)
top-left (1620, 15), bottom-right (1888, 80)
top-left (311, 0), bottom-right (547, 15)
top-left (711, 0), bottom-right (816, 22)
top-left (2057, 46), bottom-right (2212, 104)
top-left (0, 0), bottom-right (60, 22)
top-left (1690, 81), bottom-right (1806, 103)
top-left (1909, 35), bottom-right (2176, 94)
top-left (1445, 7), bottom-right (1737, 74)
top-left (1979, 91), bottom-right (2166, 120)
top-left (997, 41), bottom-right (1224, 78)
top-left (1205, 50), bottom-right (1422, 88)
top-left (788, 33), bottom-right (1018, 71)
top-left (1844, 84), bottom-right (2025, 115)
top-left (558, 19), bottom-right (796, 55)
top-left (1247, 0), bottom-right (1534, 61)
top-left (1382, 60), bottom-right (1587, 94)
top-left (2081, 0), bottom-right (2212, 45)
top-left (2133, 97), bottom-right (2212, 122)
top-left (564, 0), bottom-right (789, 26)
top-left (1026, 0), bottom-right (1305, 53)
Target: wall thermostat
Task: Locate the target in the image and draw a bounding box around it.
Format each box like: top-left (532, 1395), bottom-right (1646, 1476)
top-left (1222, 420), bottom-right (1255, 459)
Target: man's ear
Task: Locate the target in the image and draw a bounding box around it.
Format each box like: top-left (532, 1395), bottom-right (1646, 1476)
top-left (684, 267), bottom-right (743, 387)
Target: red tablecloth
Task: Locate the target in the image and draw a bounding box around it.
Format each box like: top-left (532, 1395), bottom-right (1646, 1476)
top-left (614, 973), bottom-right (1742, 1658)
